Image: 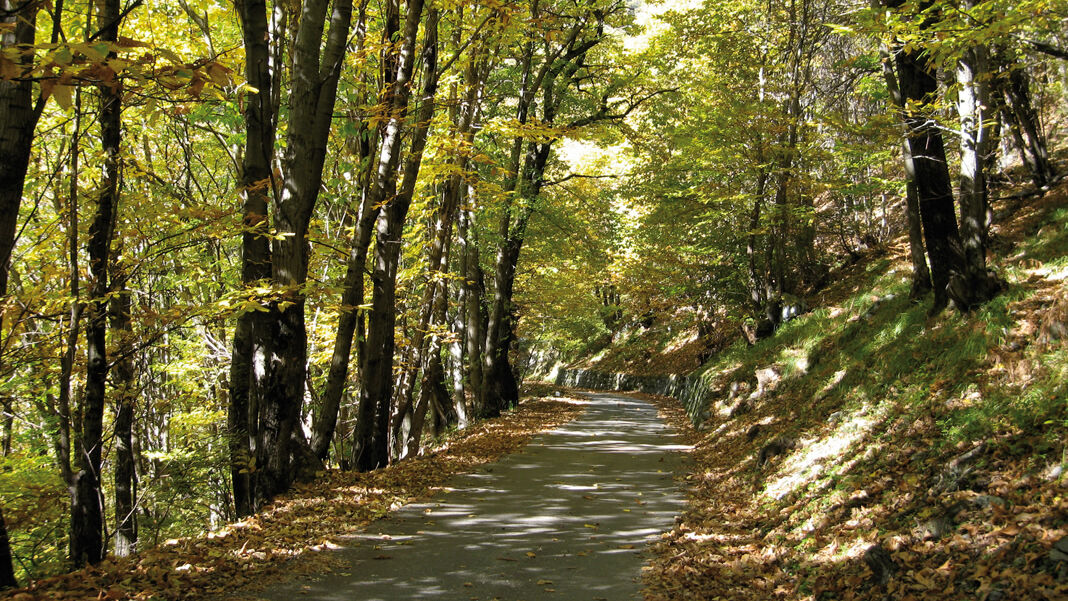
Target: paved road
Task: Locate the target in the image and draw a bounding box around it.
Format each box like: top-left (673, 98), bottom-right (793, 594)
top-left (253, 392), bottom-right (689, 601)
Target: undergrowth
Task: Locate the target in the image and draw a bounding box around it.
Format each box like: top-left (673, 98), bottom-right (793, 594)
top-left (642, 180), bottom-right (1068, 600)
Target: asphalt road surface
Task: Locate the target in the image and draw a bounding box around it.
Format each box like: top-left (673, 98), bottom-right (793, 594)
top-left (251, 392), bottom-right (690, 601)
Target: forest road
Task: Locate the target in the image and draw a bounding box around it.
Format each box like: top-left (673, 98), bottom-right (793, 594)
top-left (249, 392), bottom-right (690, 601)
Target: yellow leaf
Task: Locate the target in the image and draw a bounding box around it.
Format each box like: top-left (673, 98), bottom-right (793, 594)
top-left (53, 84), bottom-right (72, 110)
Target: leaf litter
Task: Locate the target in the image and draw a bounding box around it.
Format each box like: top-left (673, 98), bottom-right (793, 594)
top-left (2, 395), bottom-right (584, 601)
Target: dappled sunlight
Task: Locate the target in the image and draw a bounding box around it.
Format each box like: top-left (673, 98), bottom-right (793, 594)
top-left (762, 401), bottom-right (887, 500)
top-left (242, 392), bottom-right (689, 601)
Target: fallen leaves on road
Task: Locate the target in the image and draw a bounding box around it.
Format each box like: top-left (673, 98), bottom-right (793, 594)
top-left (3, 396), bottom-right (584, 601)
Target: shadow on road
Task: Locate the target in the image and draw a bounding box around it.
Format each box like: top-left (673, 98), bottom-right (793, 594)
top-left (254, 392), bottom-right (690, 601)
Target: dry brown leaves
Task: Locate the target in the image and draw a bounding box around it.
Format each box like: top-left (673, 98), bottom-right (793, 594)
top-left (636, 179), bottom-right (1068, 601)
top-left (641, 383), bottom-right (1068, 601)
top-left (2, 397), bottom-right (584, 601)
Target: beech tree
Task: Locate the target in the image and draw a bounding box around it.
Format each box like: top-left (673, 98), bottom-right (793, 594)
top-left (0, 0), bottom-right (1062, 586)
top-left (881, 0), bottom-right (1001, 312)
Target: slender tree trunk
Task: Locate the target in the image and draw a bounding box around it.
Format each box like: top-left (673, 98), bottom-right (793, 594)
top-left (903, 175), bottom-right (932, 298)
top-left (0, 508), bottom-right (14, 590)
top-left (230, 0), bottom-right (277, 517)
top-left (355, 0), bottom-right (429, 471)
top-left (110, 247), bottom-right (137, 557)
top-left (1, 398), bottom-right (10, 456)
top-left (447, 297), bottom-right (468, 429)
top-left (400, 208), bottom-right (455, 458)
top-left (74, 0), bottom-right (124, 566)
top-left (878, 40), bottom-right (932, 298)
top-left (463, 206), bottom-right (486, 415)
top-left (997, 57), bottom-right (1051, 188)
top-left (483, 138), bottom-right (554, 416)
top-left (747, 165), bottom-right (768, 312)
top-left (957, 31), bottom-right (993, 276)
top-left (310, 1), bottom-right (371, 463)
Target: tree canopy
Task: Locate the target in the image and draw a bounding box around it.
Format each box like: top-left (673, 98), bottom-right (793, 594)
top-left (0, 0), bottom-right (1064, 585)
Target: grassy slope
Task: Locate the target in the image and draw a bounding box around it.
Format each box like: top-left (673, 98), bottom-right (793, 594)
top-left (632, 181), bottom-right (1068, 599)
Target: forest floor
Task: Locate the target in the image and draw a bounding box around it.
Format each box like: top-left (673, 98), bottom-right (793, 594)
top-left (613, 176), bottom-right (1068, 600)
top-left (2, 395), bottom-right (587, 601)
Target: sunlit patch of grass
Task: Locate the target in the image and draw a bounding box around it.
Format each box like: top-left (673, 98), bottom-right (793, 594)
top-left (762, 394), bottom-right (894, 501)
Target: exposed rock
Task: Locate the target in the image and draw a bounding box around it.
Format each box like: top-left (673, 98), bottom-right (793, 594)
top-left (860, 293), bottom-right (896, 321)
top-left (863, 544), bottom-right (896, 586)
top-left (754, 365), bottom-right (782, 397)
top-left (970, 494), bottom-right (1006, 509)
top-left (842, 491), bottom-right (871, 511)
top-left (1051, 535), bottom-right (1068, 563)
top-left (729, 399), bottom-right (751, 419)
top-left (758, 436), bottom-right (797, 467)
top-left (741, 319), bottom-right (776, 345)
top-left (727, 380), bottom-right (750, 403)
top-left (1055, 535), bottom-right (1068, 554)
top-left (756, 318), bottom-right (775, 339)
top-left (780, 300), bottom-right (807, 323)
top-left (920, 514), bottom-right (955, 541)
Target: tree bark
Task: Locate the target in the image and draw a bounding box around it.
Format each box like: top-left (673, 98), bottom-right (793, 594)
top-left (998, 57), bottom-right (1052, 188)
top-left (230, 0), bottom-right (277, 517)
top-left (956, 24), bottom-right (993, 276)
top-left (0, 508), bottom-right (14, 589)
top-left (309, 1), bottom-right (373, 464)
top-left (252, 0), bottom-right (352, 502)
top-left (355, 0), bottom-right (429, 471)
top-left (72, 0), bottom-right (124, 566)
top-left (463, 205), bottom-right (486, 416)
top-left (0, 24), bottom-right (44, 572)
top-left (0, 0), bottom-right (39, 307)
top-left (110, 246), bottom-right (137, 557)
top-left (877, 40), bottom-right (932, 298)
top-left (894, 38), bottom-right (964, 313)
top-left (888, 0), bottom-right (999, 313)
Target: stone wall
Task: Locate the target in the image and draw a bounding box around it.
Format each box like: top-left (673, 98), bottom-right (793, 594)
top-left (554, 368), bottom-right (712, 425)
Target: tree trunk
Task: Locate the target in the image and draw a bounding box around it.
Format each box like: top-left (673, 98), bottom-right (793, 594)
top-left (355, 0), bottom-right (429, 471)
top-left (0, 508), bottom-right (14, 590)
top-left (889, 0), bottom-right (999, 313)
top-left (230, 0), bottom-right (277, 517)
top-left (957, 32), bottom-right (993, 276)
top-left (0, 0), bottom-right (39, 308)
top-left (447, 297), bottom-right (468, 429)
top-left (110, 248), bottom-right (137, 557)
top-left (996, 55), bottom-right (1051, 188)
top-left (463, 206), bottom-right (486, 416)
top-left (400, 208), bottom-right (456, 458)
top-left (482, 218), bottom-right (532, 416)
top-left (310, 1), bottom-right (373, 463)
top-left (73, 0), bottom-right (124, 565)
top-left (251, 0), bottom-right (352, 503)
top-left (894, 40), bottom-right (964, 313)
top-left (903, 176), bottom-right (932, 298)
top-left (878, 40), bottom-right (932, 298)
